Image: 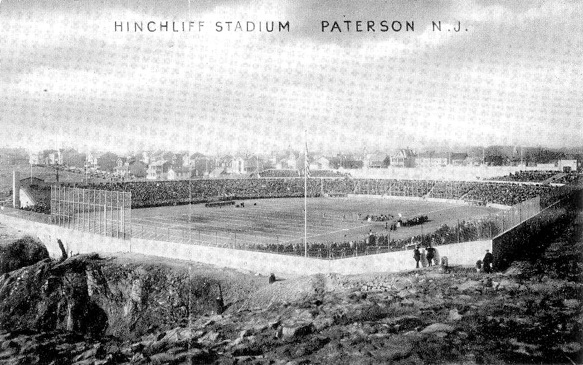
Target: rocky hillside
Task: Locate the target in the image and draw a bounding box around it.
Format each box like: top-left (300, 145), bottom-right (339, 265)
top-left (0, 203), bottom-right (581, 364)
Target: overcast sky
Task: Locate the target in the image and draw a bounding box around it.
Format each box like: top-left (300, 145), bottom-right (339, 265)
top-left (0, 0), bottom-right (581, 154)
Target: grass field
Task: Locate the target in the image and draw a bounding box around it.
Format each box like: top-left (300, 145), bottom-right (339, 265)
top-left (131, 197), bottom-right (500, 246)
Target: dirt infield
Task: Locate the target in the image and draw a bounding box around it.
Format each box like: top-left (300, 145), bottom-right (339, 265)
top-left (130, 196), bottom-right (500, 246)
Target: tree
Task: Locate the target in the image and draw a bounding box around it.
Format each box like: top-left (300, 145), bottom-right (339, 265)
top-left (97, 152), bottom-right (119, 172)
top-left (61, 148), bottom-right (86, 168)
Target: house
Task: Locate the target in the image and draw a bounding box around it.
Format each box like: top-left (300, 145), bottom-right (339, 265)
top-left (146, 160), bottom-right (171, 180)
top-left (114, 165), bottom-right (130, 178)
top-left (44, 150), bottom-right (63, 165)
top-left (276, 151), bottom-right (298, 170)
top-left (364, 153), bottom-right (388, 168)
top-left (450, 153), bottom-right (469, 166)
top-left (220, 155), bottom-right (246, 174)
top-left (86, 152), bottom-right (100, 169)
top-left (308, 156), bottom-right (331, 170)
top-left (416, 152), bottom-right (449, 168)
top-left (390, 149), bottom-right (416, 168)
top-left (167, 167), bottom-right (191, 180)
top-left (244, 156), bottom-right (263, 173)
top-left (29, 152), bottom-right (42, 165)
top-left (315, 156), bottom-right (330, 170)
top-left (208, 167), bottom-right (228, 178)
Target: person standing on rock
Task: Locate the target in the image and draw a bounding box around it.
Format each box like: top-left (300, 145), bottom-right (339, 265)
top-left (413, 246), bottom-right (421, 268)
top-left (483, 249), bottom-right (494, 273)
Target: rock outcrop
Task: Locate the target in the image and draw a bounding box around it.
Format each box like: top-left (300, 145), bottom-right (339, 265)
top-left (0, 236), bottom-right (49, 274)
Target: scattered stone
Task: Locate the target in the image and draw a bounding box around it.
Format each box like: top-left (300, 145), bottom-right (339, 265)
top-left (281, 323), bottom-right (314, 339)
top-left (448, 309), bottom-right (463, 321)
top-left (420, 323), bottom-right (455, 334)
top-left (562, 299), bottom-right (579, 308)
top-left (457, 280), bottom-right (481, 292)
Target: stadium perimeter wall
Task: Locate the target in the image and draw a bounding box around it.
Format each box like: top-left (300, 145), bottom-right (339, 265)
top-left (491, 196), bottom-right (573, 271)
top-left (0, 214), bottom-right (491, 276)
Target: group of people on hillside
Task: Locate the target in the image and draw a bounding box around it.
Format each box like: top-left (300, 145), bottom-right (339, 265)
top-left (413, 245), bottom-right (438, 268)
top-left (413, 246), bottom-right (494, 273)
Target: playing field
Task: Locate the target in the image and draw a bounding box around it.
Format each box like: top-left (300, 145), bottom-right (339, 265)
top-left (131, 197), bottom-right (500, 247)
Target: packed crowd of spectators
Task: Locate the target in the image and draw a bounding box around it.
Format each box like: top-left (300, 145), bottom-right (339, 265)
top-left (242, 217), bottom-right (502, 258)
top-left (489, 170), bottom-right (558, 182)
top-left (307, 170), bottom-right (347, 178)
top-left (429, 181), bottom-right (475, 199)
top-left (553, 172), bottom-right (581, 185)
top-left (463, 183), bottom-right (553, 206)
top-left (257, 169), bottom-right (300, 178)
top-left (54, 177), bottom-right (562, 209)
top-left (67, 179), bottom-right (323, 208)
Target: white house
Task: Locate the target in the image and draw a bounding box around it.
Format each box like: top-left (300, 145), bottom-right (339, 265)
top-left (167, 167), bottom-right (191, 180)
top-left (416, 152), bottom-right (449, 168)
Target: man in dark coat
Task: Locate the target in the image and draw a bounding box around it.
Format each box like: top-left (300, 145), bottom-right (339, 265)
top-left (413, 246), bottom-right (421, 268)
top-left (426, 245), bottom-right (435, 267)
top-left (483, 249), bottom-right (494, 273)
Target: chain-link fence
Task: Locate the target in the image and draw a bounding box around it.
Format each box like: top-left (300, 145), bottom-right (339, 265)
top-left (51, 186), bottom-right (131, 239)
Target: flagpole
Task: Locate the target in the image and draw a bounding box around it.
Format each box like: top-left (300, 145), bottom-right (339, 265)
top-left (304, 129), bottom-right (308, 258)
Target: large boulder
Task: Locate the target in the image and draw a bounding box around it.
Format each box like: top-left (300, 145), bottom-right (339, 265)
top-left (0, 236), bottom-right (49, 274)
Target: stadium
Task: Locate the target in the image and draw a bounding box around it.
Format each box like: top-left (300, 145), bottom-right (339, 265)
top-left (10, 173), bottom-right (564, 262)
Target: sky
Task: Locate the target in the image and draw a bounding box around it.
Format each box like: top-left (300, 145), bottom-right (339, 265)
top-left (0, 0), bottom-right (581, 155)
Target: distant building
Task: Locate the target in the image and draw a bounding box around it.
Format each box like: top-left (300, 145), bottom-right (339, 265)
top-left (146, 160), bottom-right (171, 180)
top-left (416, 152), bottom-right (448, 168)
top-left (390, 149), bottom-right (416, 168)
top-left (450, 153), bottom-right (469, 166)
top-left (167, 167), bottom-right (191, 180)
top-left (29, 152), bottom-right (42, 165)
top-left (315, 156), bottom-right (330, 170)
top-left (364, 153), bottom-right (388, 168)
top-left (208, 167), bottom-right (228, 178)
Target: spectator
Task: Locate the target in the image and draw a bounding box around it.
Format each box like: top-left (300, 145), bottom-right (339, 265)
top-left (483, 249), bottom-right (494, 273)
top-left (413, 246), bottom-right (421, 268)
top-left (426, 245), bottom-right (435, 267)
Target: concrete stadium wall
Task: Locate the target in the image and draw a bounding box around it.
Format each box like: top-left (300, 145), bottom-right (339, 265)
top-left (329, 240), bottom-right (492, 275)
top-left (0, 214), bottom-right (491, 276)
top-left (0, 214), bottom-right (131, 258)
top-left (491, 198), bottom-right (570, 270)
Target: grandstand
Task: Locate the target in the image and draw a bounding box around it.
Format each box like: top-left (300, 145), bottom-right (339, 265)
top-left (63, 178), bottom-right (563, 208)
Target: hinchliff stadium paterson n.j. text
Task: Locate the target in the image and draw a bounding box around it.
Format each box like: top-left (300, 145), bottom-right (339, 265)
top-left (114, 21), bottom-right (290, 32)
